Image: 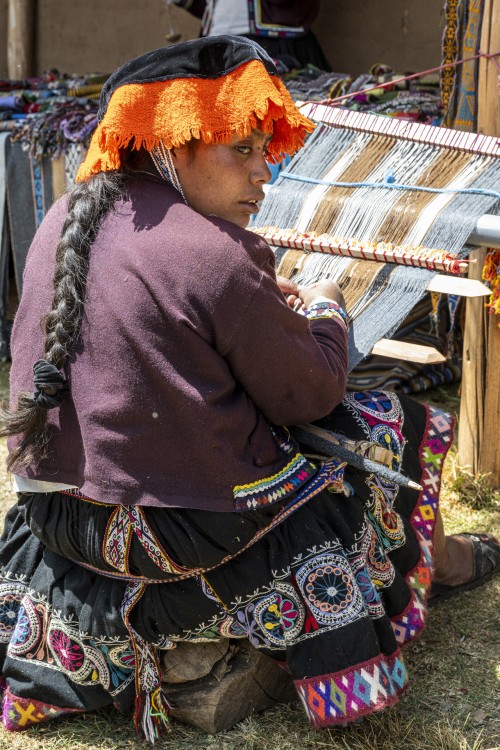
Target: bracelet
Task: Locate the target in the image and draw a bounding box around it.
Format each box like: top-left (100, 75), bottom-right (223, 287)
top-left (303, 300), bottom-right (349, 328)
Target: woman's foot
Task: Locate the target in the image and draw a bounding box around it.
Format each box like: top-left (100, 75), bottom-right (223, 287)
top-left (429, 533), bottom-right (500, 606)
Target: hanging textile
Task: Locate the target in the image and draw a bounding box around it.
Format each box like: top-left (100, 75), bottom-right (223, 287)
top-left (441, 0), bottom-right (486, 130)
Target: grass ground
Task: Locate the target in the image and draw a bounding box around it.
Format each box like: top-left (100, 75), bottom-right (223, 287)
top-left (0, 368), bottom-right (497, 750)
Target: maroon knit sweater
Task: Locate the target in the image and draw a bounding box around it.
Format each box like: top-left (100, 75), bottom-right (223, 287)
top-left (9, 176), bottom-right (347, 511)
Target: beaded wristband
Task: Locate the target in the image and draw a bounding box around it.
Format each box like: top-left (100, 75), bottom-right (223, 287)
top-left (303, 300), bottom-right (349, 329)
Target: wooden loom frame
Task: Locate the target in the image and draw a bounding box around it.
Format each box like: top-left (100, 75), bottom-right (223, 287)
top-left (258, 103), bottom-right (494, 363)
top-left (292, 17), bottom-right (500, 482)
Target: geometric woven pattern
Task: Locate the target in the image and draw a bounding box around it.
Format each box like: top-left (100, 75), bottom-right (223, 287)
top-left (2, 687), bottom-right (83, 731)
top-left (392, 407), bottom-right (454, 644)
top-left (295, 650), bottom-right (407, 726)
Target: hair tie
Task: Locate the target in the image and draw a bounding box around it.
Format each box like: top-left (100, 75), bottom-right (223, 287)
top-left (32, 359), bottom-right (70, 410)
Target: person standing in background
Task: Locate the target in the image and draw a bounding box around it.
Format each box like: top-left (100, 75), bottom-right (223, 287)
top-left (171, 0), bottom-right (332, 70)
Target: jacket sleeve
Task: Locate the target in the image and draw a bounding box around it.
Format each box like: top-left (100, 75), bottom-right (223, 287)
top-left (216, 250), bottom-right (348, 427)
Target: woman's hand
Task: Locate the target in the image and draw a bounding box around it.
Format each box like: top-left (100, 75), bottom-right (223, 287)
top-left (298, 280), bottom-right (346, 311)
top-left (277, 276), bottom-right (346, 313)
top-left (276, 275), bottom-right (303, 310)
top-left (276, 275), bottom-right (299, 297)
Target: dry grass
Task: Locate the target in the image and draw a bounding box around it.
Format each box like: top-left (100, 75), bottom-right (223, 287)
top-left (0, 371), bottom-right (497, 750)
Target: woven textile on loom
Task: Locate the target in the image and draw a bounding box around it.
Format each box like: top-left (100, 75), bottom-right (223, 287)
top-left (253, 107), bottom-right (500, 370)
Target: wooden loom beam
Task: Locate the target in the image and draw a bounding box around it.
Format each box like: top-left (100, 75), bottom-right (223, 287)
top-left (259, 230), bottom-right (491, 363)
top-left (7, 0), bottom-right (35, 80)
top-left (458, 0), bottom-right (500, 483)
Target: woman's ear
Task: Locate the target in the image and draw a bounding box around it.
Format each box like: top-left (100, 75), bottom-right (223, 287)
top-left (170, 144), bottom-right (191, 170)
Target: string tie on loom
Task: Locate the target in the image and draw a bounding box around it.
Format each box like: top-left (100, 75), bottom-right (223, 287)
top-left (384, 170), bottom-right (396, 184)
top-left (32, 359), bottom-right (70, 410)
top-left (279, 172), bottom-right (500, 201)
top-left (299, 49), bottom-right (500, 108)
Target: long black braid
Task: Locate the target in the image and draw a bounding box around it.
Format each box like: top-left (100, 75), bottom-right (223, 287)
top-left (0, 170), bottom-right (127, 470)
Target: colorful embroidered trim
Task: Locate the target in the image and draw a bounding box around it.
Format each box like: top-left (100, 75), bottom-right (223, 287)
top-left (67, 459), bottom-right (346, 585)
top-left (103, 505), bottom-right (190, 576)
top-left (2, 688), bottom-right (84, 731)
top-left (391, 406), bottom-right (454, 644)
top-left (120, 582), bottom-right (171, 742)
top-left (441, 0), bottom-right (461, 124)
top-left (295, 649), bottom-right (407, 727)
top-left (233, 451), bottom-right (318, 510)
top-left (247, 0), bottom-right (306, 37)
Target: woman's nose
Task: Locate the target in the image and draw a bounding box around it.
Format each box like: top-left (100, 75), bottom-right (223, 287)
top-left (250, 154), bottom-right (272, 185)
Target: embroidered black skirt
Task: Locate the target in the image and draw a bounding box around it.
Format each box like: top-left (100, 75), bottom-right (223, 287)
top-left (0, 392), bottom-right (453, 738)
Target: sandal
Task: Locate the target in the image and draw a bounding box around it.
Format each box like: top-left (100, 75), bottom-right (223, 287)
top-left (428, 533), bottom-right (500, 607)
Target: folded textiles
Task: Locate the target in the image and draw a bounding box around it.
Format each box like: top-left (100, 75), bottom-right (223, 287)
top-left (283, 64), bottom-right (443, 125)
top-left (0, 59), bottom-right (444, 160)
top-left (0, 70), bottom-right (104, 158)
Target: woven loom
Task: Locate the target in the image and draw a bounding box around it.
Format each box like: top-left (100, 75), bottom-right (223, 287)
top-left (253, 105), bottom-right (500, 369)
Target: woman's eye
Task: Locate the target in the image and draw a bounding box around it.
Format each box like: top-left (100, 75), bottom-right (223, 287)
top-left (236, 146), bottom-right (252, 155)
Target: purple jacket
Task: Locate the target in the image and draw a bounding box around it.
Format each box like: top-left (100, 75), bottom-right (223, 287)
top-left (9, 176), bottom-right (347, 511)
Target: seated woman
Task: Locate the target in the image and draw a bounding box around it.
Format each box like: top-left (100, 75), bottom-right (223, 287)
top-left (0, 35), bottom-right (498, 742)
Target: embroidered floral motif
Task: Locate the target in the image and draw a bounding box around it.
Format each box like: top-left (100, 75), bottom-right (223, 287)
top-left (85, 641), bottom-right (135, 692)
top-left (253, 583), bottom-right (305, 646)
top-left (295, 553), bottom-right (363, 626)
top-left (365, 480), bottom-right (405, 552)
top-left (9, 597), bottom-right (42, 655)
top-left (48, 628), bottom-right (87, 673)
top-left (370, 424), bottom-right (402, 471)
top-left (5, 591), bottom-right (133, 692)
top-left (353, 571), bottom-right (384, 618)
top-left (222, 601), bottom-right (271, 647)
top-left (0, 394), bottom-right (452, 740)
top-left (0, 586), bottom-right (25, 642)
top-left (345, 390), bottom-right (401, 423)
top-left (365, 528), bottom-right (395, 589)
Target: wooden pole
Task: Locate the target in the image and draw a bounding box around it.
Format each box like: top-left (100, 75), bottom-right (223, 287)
top-left (458, 0), bottom-right (500, 483)
top-left (457, 248), bottom-right (487, 472)
top-left (7, 0), bottom-right (35, 80)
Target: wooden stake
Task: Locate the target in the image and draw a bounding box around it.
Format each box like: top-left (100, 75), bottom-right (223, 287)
top-left (426, 275), bottom-right (491, 297)
top-left (51, 157), bottom-right (67, 201)
top-left (7, 0), bottom-right (35, 80)
top-left (458, 248), bottom-right (487, 472)
top-left (371, 339), bottom-right (446, 364)
top-left (458, 0), bottom-right (500, 483)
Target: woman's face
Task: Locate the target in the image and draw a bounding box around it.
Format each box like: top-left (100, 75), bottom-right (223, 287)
top-left (171, 129), bottom-right (273, 228)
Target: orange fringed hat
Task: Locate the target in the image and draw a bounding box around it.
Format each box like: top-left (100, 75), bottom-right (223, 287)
top-left (76, 35), bottom-right (315, 182)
